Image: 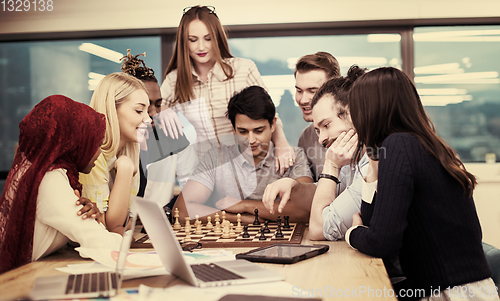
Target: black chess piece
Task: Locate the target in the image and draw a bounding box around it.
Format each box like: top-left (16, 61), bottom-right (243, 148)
top-left (259, 227), bottom-right (267, 240)
top-left (242, 225), bottom-right (250, 238)
top-left (277, 215), bottom-right (281, 226)
top-left (275, 223), bottom-right (284, 238)
top-left (283, 216), bottom-right (291, 229)
top-left (253, 208), bottom-right (260, 225)
top-left (263, 220), bottom-right (270, 233)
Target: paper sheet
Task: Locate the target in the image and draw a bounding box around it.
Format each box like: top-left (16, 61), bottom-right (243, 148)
top-left (56, 248), bottom-right (236, 280)
top-left (135, 281), bottom-right (296, 301)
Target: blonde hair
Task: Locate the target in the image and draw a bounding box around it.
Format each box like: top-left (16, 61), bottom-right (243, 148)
top-left (90, 72), bottom-right (147, 174)
top-left (165, 6), bottom-right (234, 104)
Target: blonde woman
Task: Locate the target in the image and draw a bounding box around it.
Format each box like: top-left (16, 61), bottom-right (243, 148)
top-left (158, 5), bottom-right (295, 175)
top-left (80, 73), bottom-right (150, 234)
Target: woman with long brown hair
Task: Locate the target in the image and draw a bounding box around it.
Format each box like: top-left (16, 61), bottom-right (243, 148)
top-left (346, 67), bottom-right (496, 300)
top-left (158, 5), bottom-right (295, 174)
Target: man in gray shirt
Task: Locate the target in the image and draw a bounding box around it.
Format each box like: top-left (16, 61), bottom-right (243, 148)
top-left (295, 52), bottom-right (341, 181)
top-left (173, 86), bottom-right (313, 224)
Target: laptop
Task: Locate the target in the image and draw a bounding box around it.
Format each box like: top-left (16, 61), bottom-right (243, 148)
top-left (134, 196), bottom-right (285, 288)
top-left (29, 203), bottom-right (138, 300)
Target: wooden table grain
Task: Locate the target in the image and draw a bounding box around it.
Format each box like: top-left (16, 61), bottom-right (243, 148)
top-left (0, 229), bottom-right (396, 301)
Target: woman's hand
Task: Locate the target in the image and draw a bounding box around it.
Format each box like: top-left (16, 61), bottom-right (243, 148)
top-left (156, 107), bottom-right (183, 139)
top-left (274, 144), bottom-right (296, 176)
top-left (115, 155), bottom-right (137, 177)
top-left (75, 190), bottom-right (104, 224)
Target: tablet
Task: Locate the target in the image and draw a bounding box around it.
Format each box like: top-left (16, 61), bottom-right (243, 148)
top-left (235, 243), bottom-right (329, 264)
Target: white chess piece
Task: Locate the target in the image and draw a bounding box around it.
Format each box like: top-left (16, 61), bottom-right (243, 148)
top-left (230, 223), bottom-right (236, 236)
top-left (222, 221), bottom-right (231, 238)
top-left (206, 216), bottom-right (213, 229)
top-left (173, 208), bottom-right (181, 230)
top-left (195, 219), bottom-right (203, 235)
top-left (235, 213), bottom-right (243, 232)
top-left (214, 220), bottom-right (221, 234)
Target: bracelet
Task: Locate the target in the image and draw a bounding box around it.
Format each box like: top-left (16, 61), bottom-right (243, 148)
top-left (318, 173), bottom-right (341, 184)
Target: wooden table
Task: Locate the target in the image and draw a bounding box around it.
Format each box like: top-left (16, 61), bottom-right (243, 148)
top-left (0, 229), bottom-right (396, 300)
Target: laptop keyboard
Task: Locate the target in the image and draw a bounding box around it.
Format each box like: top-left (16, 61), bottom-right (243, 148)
top-left (65, 272), bottom-right (118, 294)
top-left (191, 263), bottom-right (244, 282)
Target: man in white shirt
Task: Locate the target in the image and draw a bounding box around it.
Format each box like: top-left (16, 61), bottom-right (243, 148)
top-left (262, 65), bottom-right (368, 241)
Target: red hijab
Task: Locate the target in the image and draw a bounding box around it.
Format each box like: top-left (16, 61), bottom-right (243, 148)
top-left (0, 95), bottom-right (106, 274)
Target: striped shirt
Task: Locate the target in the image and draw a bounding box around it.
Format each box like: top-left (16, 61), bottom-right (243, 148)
top-left (160, 57), bottom-right (266, 158)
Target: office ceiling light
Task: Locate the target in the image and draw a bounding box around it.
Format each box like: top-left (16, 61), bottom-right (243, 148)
top-left (288, 56), bottom-right (388, 69)
top-left (415, 72), bottom-right (499, 84)
top-left (337, 57), bottom-right (388, 66)
top-left (421, 95), bottom-right (473, 106)
top-left (414, 63), bottom-right (463, 75)
top-left (370, 30), bottom-right (500, 43)
top-left (78, 43), bottom-right (123, 63)
top-left (367, 34), bottom-right (401, 43)
top-left (87, 72), bottom-right (105, 91)
top-left (417, 88), bottom-right (468, 95)
top-left (414, 29), bottom-right (500, 42)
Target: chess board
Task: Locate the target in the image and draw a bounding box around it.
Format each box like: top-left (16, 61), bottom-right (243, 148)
top-left (132, 221), bottom-right (306, 248)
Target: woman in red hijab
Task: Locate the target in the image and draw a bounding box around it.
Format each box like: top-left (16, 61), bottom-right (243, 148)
top-left (0, 95), bottom-right (123, 274)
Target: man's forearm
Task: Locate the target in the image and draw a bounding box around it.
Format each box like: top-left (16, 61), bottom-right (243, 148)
top-left (226, 199), bottom-right (310, 223)
top-left (309, 169), bottom-right (340, 240)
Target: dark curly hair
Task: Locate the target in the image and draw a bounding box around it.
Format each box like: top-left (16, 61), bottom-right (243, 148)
top-left (120, 49), bottom-right (157, 83)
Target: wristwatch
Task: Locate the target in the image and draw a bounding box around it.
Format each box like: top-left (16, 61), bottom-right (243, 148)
top-left (318, 173), bottom-right (341, 184)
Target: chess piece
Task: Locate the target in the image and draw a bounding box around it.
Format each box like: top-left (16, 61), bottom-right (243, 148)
top-left (242, 225), bottom-right (250, 238)
top-left (195, 220), bottom-right (203, 235)
top-left (222, 210), bottom-right (226, 224)
top-left (263, 220), bottom-right (270, 233)
top-left (277, 215), bottom-right (281, 226)
top-left (229, 223), bottom-right (236, 236)
top-left (214, 220), bottom-right (221, 234)
top-left (184, 226), bottom-right (192, 242)
top-left (206, 216), bottom-right (213, 229)
top-left (275, 223), bottom-right (284, 238)
top-left (283, 216), bottom-right (290, 229)
top-left (173, 208), bottom-right (181, 230)
top-left (222, 221), bottom-right (231, 238)
top-left (259, 227), bottom-right (267, 240)
top-left (253, 208), bottom-right (260, 225)
top-left (235, 213), bottom-right (243, 232)
top-left (185, 217), bottom-right (191, 231)
top-left (215, 213), bottom-right (220, 224)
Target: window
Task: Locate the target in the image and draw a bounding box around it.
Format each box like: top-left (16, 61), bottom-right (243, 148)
top-left (0, 37), bottom-right (161, 175)
top-left (228, 34), bottom-right (402, 146)
top-left (414, 25), bottom-right (500, 162)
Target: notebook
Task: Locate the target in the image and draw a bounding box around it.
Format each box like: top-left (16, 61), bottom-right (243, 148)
top-left (134, 196), bottom-right (285, 288)
top-left (29, 203), bottom-right (138, 300)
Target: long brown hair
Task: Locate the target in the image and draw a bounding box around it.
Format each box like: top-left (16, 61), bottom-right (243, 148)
top-left (349, 67), bottom-right (476, 197)
top-left (165, 6), bottom-right (234, 104)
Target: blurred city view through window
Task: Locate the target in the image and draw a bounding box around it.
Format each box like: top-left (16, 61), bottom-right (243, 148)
top-left (1, 25), bottom-right (500, 192)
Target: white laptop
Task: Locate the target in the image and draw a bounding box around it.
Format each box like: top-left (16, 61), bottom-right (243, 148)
top-left (29, 204), bottom-right (138, 300)
top-left (134, 196), bottom-right (285, 288)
